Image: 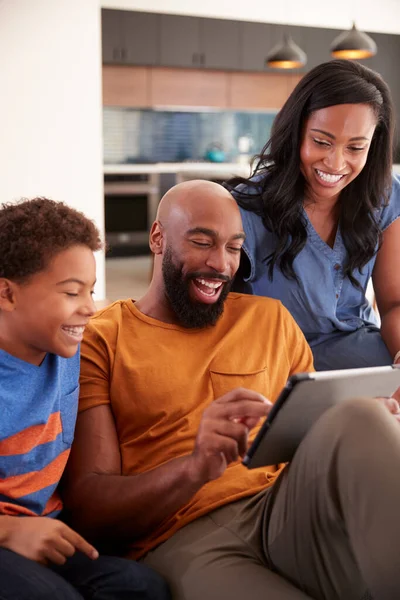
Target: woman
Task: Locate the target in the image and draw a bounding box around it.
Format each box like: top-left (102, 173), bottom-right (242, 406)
top-left (227, 59), bottom-right (400, 371)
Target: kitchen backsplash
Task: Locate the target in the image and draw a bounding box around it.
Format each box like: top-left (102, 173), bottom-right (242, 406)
top-left (103, 107), bottom-right (277, 164)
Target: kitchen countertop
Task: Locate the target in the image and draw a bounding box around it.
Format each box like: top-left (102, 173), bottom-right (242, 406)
top-left (104, 162), bottom-right (252, 177)
top-left (104, 163), bottom-right (400, 177)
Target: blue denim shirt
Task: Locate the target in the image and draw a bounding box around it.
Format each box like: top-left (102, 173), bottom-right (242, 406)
top-left (235, 175), bottom-right (400, 348)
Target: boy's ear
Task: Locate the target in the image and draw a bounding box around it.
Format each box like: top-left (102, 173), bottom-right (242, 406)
top-left (149, 221), bottom-right (164, 256)
top-left (0, 279), bottom-right (17, 311)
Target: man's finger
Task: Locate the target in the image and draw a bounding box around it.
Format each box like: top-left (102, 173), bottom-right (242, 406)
top-left (217, 400), bottom-right (271, 420)
top-left (218, 388), bottom-right (271, 405)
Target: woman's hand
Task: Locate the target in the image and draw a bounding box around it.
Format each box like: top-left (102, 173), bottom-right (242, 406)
top-left (376, 396), bottom-right (400, 422)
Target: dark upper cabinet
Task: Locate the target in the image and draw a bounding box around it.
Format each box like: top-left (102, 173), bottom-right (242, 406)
top-left (101, 9), bottom-right (159, 66)
top-left (102, 9), bottom-right (123, 63)
top-left (302, 26), bottom-right (332, 71)
top-left (159, 14), bottom-right (201, 68)
top-left (198, 18), bottom-right (241, 70)
top-left (240, 22), bottom-right (272, 71)
top-left (159, 15), bottom-right (240, 70)
top-left (123, 11), bottom-right (160, 65)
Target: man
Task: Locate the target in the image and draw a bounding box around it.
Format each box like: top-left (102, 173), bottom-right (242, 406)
top-left (64, 180), bottom-right (400, 600)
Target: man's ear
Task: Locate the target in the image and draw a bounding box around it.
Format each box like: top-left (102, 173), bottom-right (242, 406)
top-left (149, 221), bottom-right (164, 256)
top-left (0, 278), bottom-right (17, 311)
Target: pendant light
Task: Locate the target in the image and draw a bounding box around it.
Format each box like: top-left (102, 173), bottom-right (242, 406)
top-left (330, 22), bottom-right (377, 59)
top-left (266, 32), bottom-right (307, 69)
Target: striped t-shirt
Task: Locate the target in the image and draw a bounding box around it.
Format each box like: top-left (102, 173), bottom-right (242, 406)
top-left (0, 349), bottom-right (80, 517)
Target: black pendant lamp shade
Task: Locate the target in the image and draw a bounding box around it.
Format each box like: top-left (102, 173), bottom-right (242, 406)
top-left (330, 22), bottom-right (377, 59)
top-left (266, 33), bottom-right (307, 69)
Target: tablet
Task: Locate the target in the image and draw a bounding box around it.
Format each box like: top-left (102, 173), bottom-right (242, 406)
top-left (243, 365), bottom-right (400, 469)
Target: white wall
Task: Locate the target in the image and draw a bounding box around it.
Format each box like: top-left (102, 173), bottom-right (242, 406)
top-left (0, 0), bottom-right (105, 298)
top-left (102, 0), bottom-right (400, 35)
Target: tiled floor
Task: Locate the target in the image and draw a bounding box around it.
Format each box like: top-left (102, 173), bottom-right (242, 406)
top-left (105, 255), bottom-right (152, 302)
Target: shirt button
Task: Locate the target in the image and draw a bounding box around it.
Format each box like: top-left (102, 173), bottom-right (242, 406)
top-left (334, 264), bottom-right (341, 271)
top-left (335, 293), bottom-right (339, 299)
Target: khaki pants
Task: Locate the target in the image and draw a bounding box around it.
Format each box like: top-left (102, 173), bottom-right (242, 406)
top-left (143, 398), bottom-right (400, 599)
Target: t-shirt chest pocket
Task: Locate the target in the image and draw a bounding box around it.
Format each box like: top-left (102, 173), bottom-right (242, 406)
top-left (210, 367), bottom-right (269, 400)
top-left (60, 386), bottom-right (79, 446)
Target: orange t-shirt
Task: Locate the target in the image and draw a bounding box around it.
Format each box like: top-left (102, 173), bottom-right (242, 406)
top-left (79, 293), bottom-right (314, 557)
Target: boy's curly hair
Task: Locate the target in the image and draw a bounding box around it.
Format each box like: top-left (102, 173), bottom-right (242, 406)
top-left (0, 197), bottom-right (102, 282)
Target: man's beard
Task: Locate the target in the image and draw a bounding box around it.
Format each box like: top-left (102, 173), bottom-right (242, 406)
top-left (162, 246), bottom-right (232, 329)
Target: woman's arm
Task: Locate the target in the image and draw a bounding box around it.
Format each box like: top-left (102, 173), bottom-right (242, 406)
top-left (372, 217), bottom-right (400, 361)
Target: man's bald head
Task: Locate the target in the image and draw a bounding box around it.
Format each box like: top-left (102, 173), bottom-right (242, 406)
top-left (156, 180), bottom-right (241, 234)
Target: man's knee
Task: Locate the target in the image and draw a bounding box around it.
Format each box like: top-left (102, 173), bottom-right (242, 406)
top-left (299, 396), bottom-right (390, 466)
top-left (329, 396), bottom-right (389, 434)
top-left (312, 396), bottom-right (395, 461)
top-left (333, 395), bottom-right (383, 419)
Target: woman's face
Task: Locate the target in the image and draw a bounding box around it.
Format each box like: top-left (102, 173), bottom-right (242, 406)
top-left (300, 103), bottom-right (377, 204)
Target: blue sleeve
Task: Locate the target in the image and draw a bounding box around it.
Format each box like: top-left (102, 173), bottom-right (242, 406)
top-left (231, 175), bottom-right (265, 199)
top-left (379, 175), bottom-right (400, 231)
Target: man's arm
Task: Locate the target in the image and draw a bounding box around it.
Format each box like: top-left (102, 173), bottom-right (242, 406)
top-left (62, 389), bottom-right (271, 542)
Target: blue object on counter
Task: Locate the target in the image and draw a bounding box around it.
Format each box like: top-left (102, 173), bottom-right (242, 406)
top-left (204, 143), bottom-right (226, 163)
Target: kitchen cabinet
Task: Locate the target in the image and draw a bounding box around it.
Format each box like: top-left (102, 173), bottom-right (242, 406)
top-left (101, 10), bottom-right (328, 73)
top-left (302, 26), bottom-right (332, 71)
top-left (102, 65), bottom-right (300, 110)
top-left (159, 15), bottom-right (240, 70)
top-left (159, 14), bottom-right (200, 68)
top-left (241, 21), bottom-right (272, 72)
top-left (101, 9), bottom-right (159, 66)
top-left (199, 18), bottom-right (241, 70)
top-left (102, 66), bottom-right (151, 107)
top-left (150, 68), bottom-right (229, 107)
top-left (229, 72), bottom-right (302, 109)
top-left (102, 9), bottom-right (122, 64)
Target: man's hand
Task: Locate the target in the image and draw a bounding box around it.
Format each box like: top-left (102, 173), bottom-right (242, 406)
top-left (0, 516), bottom-right (99, 565)
top-left (189, 388), bottom-right (272, 483)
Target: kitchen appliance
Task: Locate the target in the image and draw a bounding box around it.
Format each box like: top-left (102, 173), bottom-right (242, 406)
top-left (104, 173), bottom-right (160, 257)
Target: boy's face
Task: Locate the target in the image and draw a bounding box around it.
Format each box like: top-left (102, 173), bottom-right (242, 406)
top-left (0, 244), bottom-right (97, 365)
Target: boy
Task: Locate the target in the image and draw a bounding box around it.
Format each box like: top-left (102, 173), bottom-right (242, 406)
top-left (0, 198), bottom-right (169, 600)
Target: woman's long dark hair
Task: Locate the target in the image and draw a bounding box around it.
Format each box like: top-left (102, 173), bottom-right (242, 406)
top-left (226, 59), bottom-right (395, 287)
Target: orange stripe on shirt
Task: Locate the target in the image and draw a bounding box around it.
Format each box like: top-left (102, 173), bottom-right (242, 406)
top-left (0, 501), bottom-right (38, 516)
top-left (0, 449), bottom-right (70, 499)
top-left (0, 492), bottom-right (63, 517)
top-left (0, 412), bottom-right (63, 456)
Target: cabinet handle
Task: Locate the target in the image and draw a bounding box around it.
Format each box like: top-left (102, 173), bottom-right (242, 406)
top-left (121, 47), bottom-right (127, 62)
top-left (192, 52), bottom-right (198, 65)
top-left (200, 52), bottom-right (205, 66)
